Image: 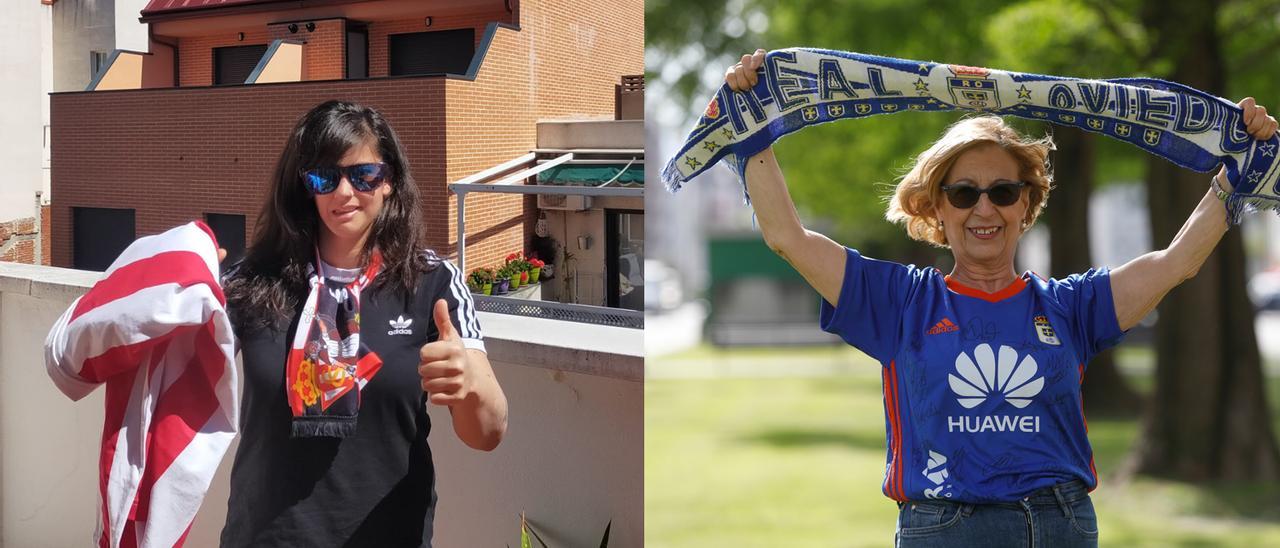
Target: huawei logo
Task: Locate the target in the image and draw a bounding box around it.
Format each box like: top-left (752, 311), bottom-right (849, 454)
top-left (947, 344), bottom-right (1043, 409)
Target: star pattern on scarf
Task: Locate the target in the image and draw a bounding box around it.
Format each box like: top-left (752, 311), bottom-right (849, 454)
top-left (1259, 143), bottom-right (1276, 157)
top-left (721, 127), bottom-right (735, 141)
top-left (1248, 170), bottom-right (1263, 184)
top-left (917, 63), bottom-right (930, 74)
top-left (1017, 85), bottom-right (1032, 102)
top-left (685, 156), bottom-right (703, 170)
top-left (703, 140), bottom-right (721, 152)
top-left (913, 78), bottom-right (930, 95)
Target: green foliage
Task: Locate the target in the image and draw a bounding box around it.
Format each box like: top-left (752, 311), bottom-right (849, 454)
top-left (648, 0), bottom-right (1280, 251)
top-left (761, 0), bottom-right (1009, 251)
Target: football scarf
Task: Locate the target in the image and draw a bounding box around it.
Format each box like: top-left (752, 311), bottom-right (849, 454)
top-left (662, 48), bottom-right (1280, 223)
top-left (44, 221), bottom-right (237, 548)
top-left (285, 250), bottom-right (384, 438)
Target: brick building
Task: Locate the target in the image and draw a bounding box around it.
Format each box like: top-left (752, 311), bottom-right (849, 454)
top-left (49, 0), bottom-right (644, 274)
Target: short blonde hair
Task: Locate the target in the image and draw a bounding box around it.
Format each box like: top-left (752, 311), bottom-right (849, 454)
top-left (886, 116), bottom-right (1054, 247)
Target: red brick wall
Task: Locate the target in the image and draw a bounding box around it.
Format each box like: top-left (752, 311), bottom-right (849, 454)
top-left (179, 28), bottom-right (270, 87)
top-left (442, 0), bottom-right (645, 271)
top-left (52, 0), bottom-right (644, 273)
top-left (41, 205), bottom-right (50, 265)
top-left (366, 9), bottom-right (510, 78)
top-left (178, 18), bottom-right (346, 86)
top-left (50, 79), bottom-right (447, 268)
top-left (0, 217), bottom-right (39, 264)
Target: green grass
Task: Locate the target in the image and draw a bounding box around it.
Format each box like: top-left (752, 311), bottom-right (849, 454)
top-left (645, 344), bottom-right (1280, 547)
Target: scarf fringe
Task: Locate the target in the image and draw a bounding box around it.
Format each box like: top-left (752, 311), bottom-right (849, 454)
top-left (1225, 194), bottom-right (1279, 225)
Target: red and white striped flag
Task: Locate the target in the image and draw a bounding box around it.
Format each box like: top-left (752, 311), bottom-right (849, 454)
top-left (45, 221), bottom-right (238, 548)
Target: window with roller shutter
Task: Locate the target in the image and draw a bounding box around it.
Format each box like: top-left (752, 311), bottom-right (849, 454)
top-left (214, 44), bottom-right (269, 85)
top-left (388, 29), bottom-right (474, 76)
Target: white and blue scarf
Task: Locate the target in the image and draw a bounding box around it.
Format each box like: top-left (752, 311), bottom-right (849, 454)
top-left (662, 48), bottom-right (1280, 223)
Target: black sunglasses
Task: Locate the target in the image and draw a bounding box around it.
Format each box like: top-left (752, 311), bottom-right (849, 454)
top-left (940, 180), bottom-right (1026, 209)
top-left (302, 162), bottom-right (392, 195)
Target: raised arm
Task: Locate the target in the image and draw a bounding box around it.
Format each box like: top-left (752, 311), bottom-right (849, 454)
top-left (1110, 97), bottom-right (1277, 330)
top-left (729, 50), bottom-right (847, 305)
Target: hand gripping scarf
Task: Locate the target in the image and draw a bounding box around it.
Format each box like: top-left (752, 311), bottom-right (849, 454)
top-left (285, 249), bottom-right (384, 438)
top-left (45, 221), bottom-right (237, 548)
top-left (662, 48), bottom-right (1280, 223)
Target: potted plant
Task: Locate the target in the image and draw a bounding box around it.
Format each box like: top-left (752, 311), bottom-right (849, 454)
top-left (506, 261), bottom-right (521, 290)
top-left (517, 258), bottom-right (531, 286)
top-left (528, 257), bottom-right (544, 283)
top-left (505, 252), bottom-right (529, 290)
top-left (468, 267), bottom-right (494, 295)
top-left (493, 264), bottom-right (511, 295)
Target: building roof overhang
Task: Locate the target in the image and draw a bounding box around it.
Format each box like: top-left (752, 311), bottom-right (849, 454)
top-left (141, 0), bottom-right (509, 32)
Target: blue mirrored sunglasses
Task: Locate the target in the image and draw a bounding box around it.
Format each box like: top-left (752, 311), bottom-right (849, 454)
top-left (302, 162), bottom-right (391, 195)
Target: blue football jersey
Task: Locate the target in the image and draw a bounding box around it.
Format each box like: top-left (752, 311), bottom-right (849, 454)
top-left (820, 248), bottom-right (1125, 503)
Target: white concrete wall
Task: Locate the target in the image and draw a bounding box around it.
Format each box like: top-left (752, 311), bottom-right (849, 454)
top-left (114, 0), bottom-right (150, 53)
top-left (0, 262), bottom-right (642, 547)
top-left (52, 0), bottom-right (115, 92)
top-left (0, 2), bottom-right (50, 222)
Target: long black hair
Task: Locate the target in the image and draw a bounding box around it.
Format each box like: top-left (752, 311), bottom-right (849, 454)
top-left (225, 100), bottom-right (430, 330)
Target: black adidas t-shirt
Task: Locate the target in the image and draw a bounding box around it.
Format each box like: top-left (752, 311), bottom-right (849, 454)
top-left (219, 257), bottom-right (484, 548)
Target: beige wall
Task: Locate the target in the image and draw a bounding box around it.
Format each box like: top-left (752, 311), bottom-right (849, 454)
top-left (0, 263), bottom-right (642, 546)
top-left (250, 42), bottom-right (302, 84)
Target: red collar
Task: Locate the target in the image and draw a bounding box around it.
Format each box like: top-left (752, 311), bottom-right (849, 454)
top-left (944, 273), bottom-right (1028, 303)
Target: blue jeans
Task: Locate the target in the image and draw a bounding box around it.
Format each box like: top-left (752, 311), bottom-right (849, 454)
top-left (895, 480), bottom-right (1098, 548)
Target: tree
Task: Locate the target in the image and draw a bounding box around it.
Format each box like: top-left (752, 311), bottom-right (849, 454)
top-left (1126, 0), bottom-right (1280, 481)
top-left (985, 0), bottom-right (1145, 417)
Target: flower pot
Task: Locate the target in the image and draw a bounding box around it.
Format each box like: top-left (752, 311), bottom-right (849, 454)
top-left (483, 282), bottom-right (492, 295)
top-left (510, 275), bottom-right (520, 290)
top-left (495, 279), bottom-right (510, 294)
top-left (530, 267), bottom-right (541, 283)
top-left (520, 271), bottom-right (529, 284)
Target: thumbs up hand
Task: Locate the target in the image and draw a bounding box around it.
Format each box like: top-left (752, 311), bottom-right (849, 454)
top-left (418, 299), bottom-right (472, 406)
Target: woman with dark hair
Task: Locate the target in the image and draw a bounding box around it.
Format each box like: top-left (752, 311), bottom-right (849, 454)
top-left (219, 100), bottom-right (507, 547)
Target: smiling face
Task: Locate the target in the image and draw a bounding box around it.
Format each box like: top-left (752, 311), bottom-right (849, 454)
top-left (935, 142), bottom-right (1029, 270)
top-left (313, 140), bottom-right (391, 256)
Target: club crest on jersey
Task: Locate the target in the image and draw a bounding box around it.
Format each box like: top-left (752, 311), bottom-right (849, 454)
top-left (387, 315), bottom-right (414, 336)
top-left (1033, 315), bottom-right (1060, 345)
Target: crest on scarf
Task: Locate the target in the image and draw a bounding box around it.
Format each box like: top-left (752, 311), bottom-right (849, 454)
top-left (947, 65), bottom-right (1000, 111)
top-left (661, 48), bottom-right (1280, 224)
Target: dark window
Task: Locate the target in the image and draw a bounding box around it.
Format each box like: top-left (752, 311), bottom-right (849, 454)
top-left (346, 24), bottom-right (368, 79)
top-left (73, 207), bottom-right (135, 272)
top-left (605, 210), bottom-right (644, 311)
top-left (204, 213), bottom-right (246, 265)
top-left (388, 29), bottom-right (475, 76)
top-left (214, 44), bottom-right (268, 85)
top-left (90, 51), bottom-right (110, 80)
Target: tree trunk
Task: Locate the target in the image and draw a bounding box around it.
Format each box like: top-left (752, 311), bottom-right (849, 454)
top-left (1129, 0), bottom-right (1280, 482)
top-left (1047, 126), bottom-right (1142, 417)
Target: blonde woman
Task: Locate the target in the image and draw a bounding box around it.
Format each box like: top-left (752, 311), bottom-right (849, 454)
top-left (726, 49), bottom-right (1276, 547)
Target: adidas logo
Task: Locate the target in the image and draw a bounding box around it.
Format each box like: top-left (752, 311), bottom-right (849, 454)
top-left (387, 315), bottom-right (413, 336)
top-left (948, 343), bottom-right (1044, 408)
top-left (927, 317), bottom-right (959, 335)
